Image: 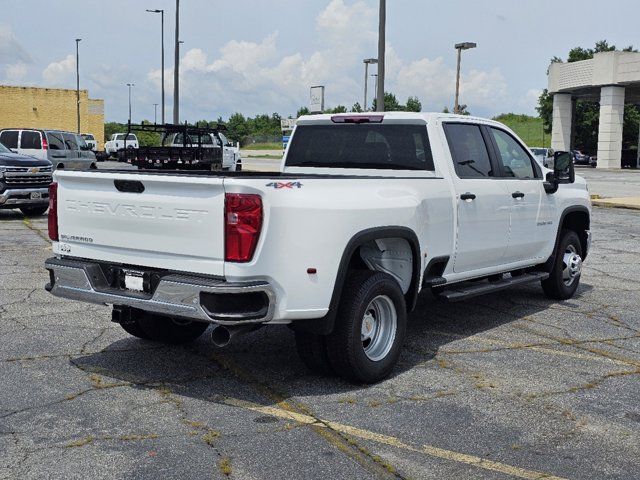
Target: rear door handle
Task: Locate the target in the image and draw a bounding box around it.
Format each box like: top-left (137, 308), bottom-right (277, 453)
top-left (512, 191), bottom-right (525, 199)
top-left (460, 192), bottom-right (476, 201)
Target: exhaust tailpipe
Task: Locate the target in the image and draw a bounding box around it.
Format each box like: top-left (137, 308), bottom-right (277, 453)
top-left (210, 324), bottom-right (257, 348)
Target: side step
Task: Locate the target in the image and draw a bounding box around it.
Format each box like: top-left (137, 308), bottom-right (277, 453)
top-left (436, 272), bottom-right (549, 303)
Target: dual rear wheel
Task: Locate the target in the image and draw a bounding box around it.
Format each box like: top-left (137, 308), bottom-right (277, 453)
top-left (295, 271), bottom-right (407, 384)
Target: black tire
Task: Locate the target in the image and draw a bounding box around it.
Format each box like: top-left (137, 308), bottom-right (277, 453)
top-left (326, 270), bottom-right (407, 384)
top-left (295, 330), bottom-right (334, 375)
top-left (542, 229), bottom-right (583, 300)
top-left (136, 312), bottom-right (209, 344)
top-left (20, 205), bottom-right (48, 216)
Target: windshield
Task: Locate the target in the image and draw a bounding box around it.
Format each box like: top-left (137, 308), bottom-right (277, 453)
top-left (531, 148), bottom-right (546, 156)
top-left (83, 134), bottom-right (95, 140)
top-left (0, 141), bottom-right (10, 153)
top-left (286, 124), bottom-right (434, 171)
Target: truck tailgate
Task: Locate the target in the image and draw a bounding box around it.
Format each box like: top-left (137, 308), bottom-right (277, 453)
top-left (54, 171), bottom-right (226, 277)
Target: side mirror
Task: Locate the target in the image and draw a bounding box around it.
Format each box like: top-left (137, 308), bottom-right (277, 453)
top-left (554, 151), bottom-right (575, 184)
top-left (544, 151), bottom-right (575, 193)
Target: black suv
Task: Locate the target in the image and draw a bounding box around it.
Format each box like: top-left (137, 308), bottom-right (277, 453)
top-left (0, 140), bottom-right (53, 216)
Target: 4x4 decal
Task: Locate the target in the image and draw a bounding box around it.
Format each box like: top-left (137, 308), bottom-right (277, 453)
top-left (266, 181), bottom-right (303, 189)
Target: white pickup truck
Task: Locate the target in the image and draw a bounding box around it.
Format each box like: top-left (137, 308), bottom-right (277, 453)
top-left (104, 133), bottom-right (139, 157)
top-left (44, 112), bottom-right (591, 383)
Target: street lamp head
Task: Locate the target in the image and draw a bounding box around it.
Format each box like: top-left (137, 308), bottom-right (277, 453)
top-left (75, 38), bottom-right (82, 43)
top-left (455, 42), bottom-right (477, 50)
top-left (363, 58), bottom-right (378, 65)
top-left (146, 9), bottom-right (163, 13)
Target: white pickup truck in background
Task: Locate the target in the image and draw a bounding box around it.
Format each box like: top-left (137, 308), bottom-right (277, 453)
top-left (44, 112), bottom-right (591, 383)
top-left (104, 133), bottom-right (139, 157)
top-left (165, 131), bottom-right (242, 171)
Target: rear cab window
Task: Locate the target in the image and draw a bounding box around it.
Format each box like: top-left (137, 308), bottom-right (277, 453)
top-left (286, 123), bottom-right (434, 171)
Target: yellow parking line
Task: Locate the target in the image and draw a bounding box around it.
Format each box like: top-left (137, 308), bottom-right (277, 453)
top-left (428, 330), bottom-right (636, 367)
top-left (222, 397), bottom-right (567, 480)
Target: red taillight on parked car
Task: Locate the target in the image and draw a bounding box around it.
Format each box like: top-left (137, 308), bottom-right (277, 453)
top-left (41, 133), bottom-right (48, 150)
top-left (224, 193), bottom-right (262, 262)
top-left (48, 182), bottom-right (58, 241)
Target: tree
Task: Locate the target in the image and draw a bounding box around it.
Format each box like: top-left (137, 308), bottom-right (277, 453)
top-left (538, 40), bottom-right (639, 153)
top-left (226, 113), bottom-right (249, 143)
top-left (442, 106), bottom-right (450, 113)
top-left (405, 96), bottom-right (422, 112)
top-left (351, 102), bottom-right (363, 113)
top-left (371, 92), bottom-right (422, 112)
top-left (296, 107), bottom-right (310, 117)
top-left (325, 105), bottom-right (348, 114)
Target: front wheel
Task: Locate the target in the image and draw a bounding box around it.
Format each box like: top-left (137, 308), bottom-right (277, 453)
top-left (542, 229), bottom-right (583, 300)
top-left (20, 205), bottom-right (48, 216)
top-left (326, 271), bottom-right (407, 384)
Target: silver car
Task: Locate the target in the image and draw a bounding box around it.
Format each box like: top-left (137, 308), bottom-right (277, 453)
top-left (0, 129), bottom-right (96, 170)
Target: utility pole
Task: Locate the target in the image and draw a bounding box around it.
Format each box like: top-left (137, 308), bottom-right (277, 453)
top-left (146, 9), bottom-right (165, 124)
top-left (454, 42), bottom-right (477, 114)
top-left (173, 0), bottom-right (180, 124)
top-left (153, 103), bottom-right (159, 124)
top-left (375, 0), bottom-right (386, 112)
top-left (127, 83), bottom-right (135, 123)
top-left (75, 38), bottom-right (81, 133)
top-left (363, 58), bottom-right (377, 111)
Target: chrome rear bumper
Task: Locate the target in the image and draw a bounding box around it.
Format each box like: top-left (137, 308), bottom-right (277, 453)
top-left (45, 257), bottom-right (275, 325)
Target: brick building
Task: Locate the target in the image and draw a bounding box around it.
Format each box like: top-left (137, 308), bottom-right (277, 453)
top-left (0, 85), bottom-right (104, 150)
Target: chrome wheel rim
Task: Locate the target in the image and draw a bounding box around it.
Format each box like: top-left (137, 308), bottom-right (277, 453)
top-left (361, 295), bottom-right (397, 362)
top-left (562, 244), bottom-right (582, 287)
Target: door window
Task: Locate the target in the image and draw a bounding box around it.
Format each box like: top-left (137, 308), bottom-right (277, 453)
top-left (20, 131), bottom-right (42, 149)
top-left (489, 128), bottom-right (538, 179)
top-left (443, 123), bottom-right (494, 178)
top-left (46, 132), bottom-right (65, 150)
top-left (0, 130), bottom-right (19, 149)
top-left (62, 133), bottom-right (78, 151)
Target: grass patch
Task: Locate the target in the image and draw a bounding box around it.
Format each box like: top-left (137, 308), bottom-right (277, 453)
top-left (493, 113), bottom-right (550, 148)
top-left (242, 143), bottom-right (283, 150)
top-left (218, 457), bottom-right (232, 476)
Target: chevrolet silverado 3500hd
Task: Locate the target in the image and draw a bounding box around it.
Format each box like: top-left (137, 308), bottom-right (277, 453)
top-left (44, 113), bottom-right (591, 383)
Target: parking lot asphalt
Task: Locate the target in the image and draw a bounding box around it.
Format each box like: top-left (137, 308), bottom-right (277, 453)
top-left (1, 202), bottom-right (640, 479)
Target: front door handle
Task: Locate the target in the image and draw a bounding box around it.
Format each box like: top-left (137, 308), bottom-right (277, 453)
top-left (512, 191), bottom-right (525, 199)
top-left (460, 192), bottom-right (476, 201)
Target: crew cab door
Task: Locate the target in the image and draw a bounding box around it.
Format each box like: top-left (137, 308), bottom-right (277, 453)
top-left (443, 123), bottom-right (511, 273)
top-left (485, 127), bottom-right (555, 263)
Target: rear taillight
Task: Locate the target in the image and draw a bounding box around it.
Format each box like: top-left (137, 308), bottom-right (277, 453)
top-left (48, 183), bottom-right (58, 241)
top-left (41, 133), bottom-right (48, 150)
top-left (224, 193), bottom-right (262, 262)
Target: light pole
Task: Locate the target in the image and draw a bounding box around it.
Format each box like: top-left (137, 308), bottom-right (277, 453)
top-left (75, 38), bottom-right (81, 133)
top-left (173, 0), bottom-right (180, 124)
top-left (126, 83), bottom-right (135, 123)
top-left (363, 58), bottom-right (377, 111)
top-left (454, 42), bottom-right (476, 114)
top-left (371, 74), bottom-right (378, 106)
top-left (146, 9), bottom-right (165, 124)
top-left (375, 0), bottom-right (386, 112)
top-left (153, 103), bottom-right (159, 124)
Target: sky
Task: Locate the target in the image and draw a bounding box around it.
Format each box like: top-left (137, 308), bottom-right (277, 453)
top-left (0, 0), bottom-right (638, 123)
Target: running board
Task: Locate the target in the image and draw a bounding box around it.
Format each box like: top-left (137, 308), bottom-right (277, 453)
top-left (437, 272), bottom-right (549, 302)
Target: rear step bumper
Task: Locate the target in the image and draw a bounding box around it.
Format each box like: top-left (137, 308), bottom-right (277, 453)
top-left (437, 272), bottom-right (549, 302)
top-left (44, 257), bottom-right (276, 325)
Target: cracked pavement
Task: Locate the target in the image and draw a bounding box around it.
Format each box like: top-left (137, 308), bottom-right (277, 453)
top-left (1, 207), bottom-right (639, 479)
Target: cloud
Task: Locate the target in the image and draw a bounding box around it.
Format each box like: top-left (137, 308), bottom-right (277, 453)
top-left (42, 54), bottom-right (75, 86)
top-left (4, 62), bottom-right (27, 82)
top-left (139, 0), bottom-right (510, 119)
top-left (0, 24), bottom-right (31, 64)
